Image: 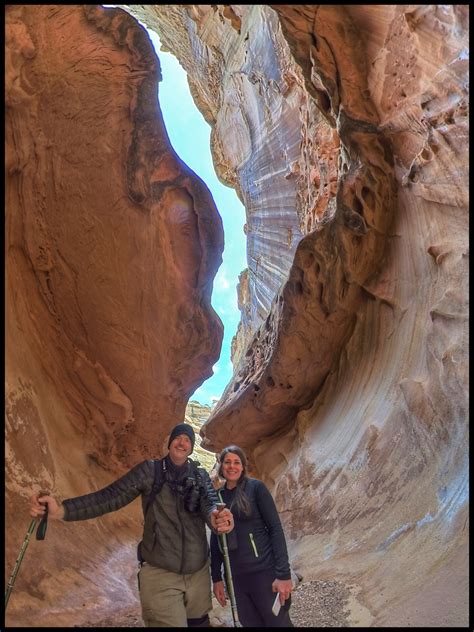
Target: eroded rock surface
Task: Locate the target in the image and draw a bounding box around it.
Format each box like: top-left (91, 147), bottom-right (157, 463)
top-left (5, 5), bottom-right (223, 626)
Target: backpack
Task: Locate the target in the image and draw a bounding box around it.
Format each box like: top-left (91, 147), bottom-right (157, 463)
top-left (137, 457), bottom-right (204, 562)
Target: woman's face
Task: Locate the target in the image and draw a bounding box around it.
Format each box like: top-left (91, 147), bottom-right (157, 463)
top-left (221, 451), bottom-right (244, 485)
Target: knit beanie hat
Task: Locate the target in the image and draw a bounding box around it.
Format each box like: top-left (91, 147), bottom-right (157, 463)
top-left (167, 422), bottom-right (195, 451)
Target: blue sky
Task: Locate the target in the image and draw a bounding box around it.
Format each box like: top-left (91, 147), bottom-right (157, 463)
top-left (146, 29), bottom-right (247, 407)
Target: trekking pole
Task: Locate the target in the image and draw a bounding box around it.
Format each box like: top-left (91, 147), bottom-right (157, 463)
top-left (220, 531), bottom-right (242, 627)
top-left (5, 494), bottom-right (49, 612)
top-left (216, 500), bottom-right (242, 628)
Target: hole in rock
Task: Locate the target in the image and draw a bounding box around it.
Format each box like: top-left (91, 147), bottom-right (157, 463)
top-left (361, 186), bottom-right (374, 206)
top-left (316, 89), bottom-right (331, 113)
top-left (353, 197), bottom-right (364, 215)
top-left (294, 281), bottom-right (304, 295)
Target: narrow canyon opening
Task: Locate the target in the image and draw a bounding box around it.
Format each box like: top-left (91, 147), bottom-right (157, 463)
top-left (141, 24), bottom-right (248, 410)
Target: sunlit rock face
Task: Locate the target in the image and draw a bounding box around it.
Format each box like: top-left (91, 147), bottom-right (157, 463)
top-left (134, 4), bottom-right (468, 627)
top-left (5, 5), bottom-right (223, 626)
top-left (184, 399), bottom-right (215, 471)
top-left (230, 268), bottom-right (251, 368)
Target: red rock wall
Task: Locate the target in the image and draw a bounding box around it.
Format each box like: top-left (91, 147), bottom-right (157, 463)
top-left (5, 5), bottom-right (223, 626)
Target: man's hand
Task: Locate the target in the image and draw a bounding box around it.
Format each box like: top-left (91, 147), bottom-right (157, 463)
top-left (213, 580), bottom-right (227, 607)
top-left (210, 507), bottom-right (234, 533)
top-left (30, 493), bottom-right (65, 520)
top-left (272, 578), bottom-right (293, 605)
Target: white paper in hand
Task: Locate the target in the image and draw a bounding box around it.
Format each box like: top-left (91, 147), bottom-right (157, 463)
top-left (272, 592), bottom-right (281, 616)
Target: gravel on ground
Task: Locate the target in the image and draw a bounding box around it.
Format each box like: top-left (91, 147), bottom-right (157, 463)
top-left (76, 578), bottom-right (352, 627)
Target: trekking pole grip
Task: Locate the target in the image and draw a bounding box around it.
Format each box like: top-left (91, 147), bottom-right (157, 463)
top-left (36, 491), bottom-right (50, 541)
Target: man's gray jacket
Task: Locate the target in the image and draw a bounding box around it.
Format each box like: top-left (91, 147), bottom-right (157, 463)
top-left (63, 458), bottom-right (218, 574)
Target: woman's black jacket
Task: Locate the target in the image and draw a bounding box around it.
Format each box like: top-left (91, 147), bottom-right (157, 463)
top-left (210, 477), bottom-right (291, 581)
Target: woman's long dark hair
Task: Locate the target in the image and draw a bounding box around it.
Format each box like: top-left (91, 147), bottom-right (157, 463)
top-left (218, 445), bottom-right (252, 516)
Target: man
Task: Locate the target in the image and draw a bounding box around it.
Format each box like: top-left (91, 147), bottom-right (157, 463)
top-left (30, 422), bottom-right (234, 627)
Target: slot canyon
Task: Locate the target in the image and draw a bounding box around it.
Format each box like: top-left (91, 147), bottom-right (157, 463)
top-left (5, 4), bottom-right (468, 628)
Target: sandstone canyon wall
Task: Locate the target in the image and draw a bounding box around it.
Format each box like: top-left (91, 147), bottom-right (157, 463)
top-left (5, 4), bottom-right (469, 628)
top-left (5, 5), bottom-right (223, 626)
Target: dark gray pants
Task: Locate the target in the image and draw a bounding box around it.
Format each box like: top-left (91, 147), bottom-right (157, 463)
top-left (232, 569), bottom-right (293, 627)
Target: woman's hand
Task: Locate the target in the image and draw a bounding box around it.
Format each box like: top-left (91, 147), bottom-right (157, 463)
top-left (213, 580), bottom-right (227, 607)
top-left (272, 578), bottom-right (293, 605)
top-left (29, 493), bottom-right (65, 520)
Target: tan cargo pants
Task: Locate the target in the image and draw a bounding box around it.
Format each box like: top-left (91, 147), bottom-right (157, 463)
top-left (138, 560), bottom-right (212, 627)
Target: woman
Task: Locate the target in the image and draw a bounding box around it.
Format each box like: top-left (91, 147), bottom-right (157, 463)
top-left (210, 445), bottom-right (293, 627)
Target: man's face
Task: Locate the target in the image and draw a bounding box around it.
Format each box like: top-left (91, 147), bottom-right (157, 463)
top-left (168, 433), bottom-right (193, 465)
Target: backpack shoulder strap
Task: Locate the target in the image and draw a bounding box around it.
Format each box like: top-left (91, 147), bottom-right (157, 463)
top-left (189, 458), bottom-right (200, 471)
top-left (189, 458), bottom-right (205, 484)
top-left (145, 458), bottom-right (165, 515)
top-left (138, 458), bottom-right (166, 563)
